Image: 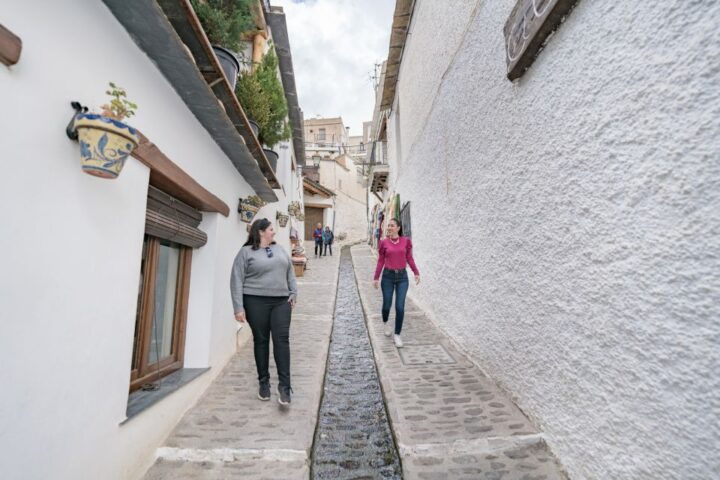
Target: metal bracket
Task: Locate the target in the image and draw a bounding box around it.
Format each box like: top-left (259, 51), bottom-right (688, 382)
top-left (65, 101), bottom-right (88, 140)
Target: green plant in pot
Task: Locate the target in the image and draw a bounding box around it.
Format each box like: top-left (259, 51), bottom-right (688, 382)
top-left (288, 201), bottom-right (301, 217)
top-left (238, 194), bottom-right (266, 223)
top-left (191, 0), bottom-right (255, 89)
top-left (276, 210), bottom-right (289, 228)
top-left (73, 82), bottom-right (139, 179)
top-left (235, 48), bottom-right (291, 167)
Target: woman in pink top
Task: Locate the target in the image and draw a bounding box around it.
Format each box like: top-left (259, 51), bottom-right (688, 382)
top-left (373, 218), bottom-right (420, 347)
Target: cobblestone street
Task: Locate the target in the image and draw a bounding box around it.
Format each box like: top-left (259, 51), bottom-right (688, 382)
top-left (350, 246), bottom-right (567, 480)
top-left (143, 244), bottom-right (340, 479)
top-left (141, 244), bottom-right (567, 479)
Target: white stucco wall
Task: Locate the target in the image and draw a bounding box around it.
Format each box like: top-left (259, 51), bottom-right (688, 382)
top-left (0, 2), bottom-right (296, 479)
top-left (318, 157), bottom-right (367, 242)
top-left (386, 0), bottom-right (720, 478)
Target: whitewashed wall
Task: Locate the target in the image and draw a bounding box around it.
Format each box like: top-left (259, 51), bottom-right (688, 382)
top-left (318, 157), bottom-right (367, 242)
top-left (387, 0), bottom-right (720, 478)
top-left (0, 1), bottom-right (283, 479)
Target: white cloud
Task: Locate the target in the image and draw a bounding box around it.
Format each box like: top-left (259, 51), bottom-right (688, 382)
top-left (273, 0), bottom-right (395, 135)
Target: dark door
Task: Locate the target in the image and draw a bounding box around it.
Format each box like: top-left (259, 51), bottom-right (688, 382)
top-left (305, 207), bottom-right (324, 240)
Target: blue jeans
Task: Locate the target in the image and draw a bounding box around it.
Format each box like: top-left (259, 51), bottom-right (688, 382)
top-left (381, 269), bottom-right (409, 335)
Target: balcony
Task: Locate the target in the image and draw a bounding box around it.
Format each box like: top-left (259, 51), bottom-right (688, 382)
top-left (370, 164), bottom-right (389, 193)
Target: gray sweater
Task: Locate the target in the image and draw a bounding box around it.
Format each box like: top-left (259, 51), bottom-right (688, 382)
top-left (230, 244), bottom-right (298, 314)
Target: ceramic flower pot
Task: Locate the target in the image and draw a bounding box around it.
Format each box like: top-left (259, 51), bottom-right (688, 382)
top-left (238, 201), bottom-right (260, 223)
top-left (248, 119), bottom-right (260, 138)
top-left (263, 148), bottom-right (278, 172)
top-left (212, 45), bottom-right (240, 90)
top-left (74, 114), bottom-right (139, 179)
top-left (277, 213), bottom-right (289, 228)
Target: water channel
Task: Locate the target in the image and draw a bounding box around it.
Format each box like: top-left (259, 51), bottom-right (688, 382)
top-left (311, 247), bottom-right (402, 479)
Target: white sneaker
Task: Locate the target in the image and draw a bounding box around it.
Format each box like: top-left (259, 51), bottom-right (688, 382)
top-left (394, 334), bottom-right (404, 348)
top-left (384, 323), bottom-right (393, 337)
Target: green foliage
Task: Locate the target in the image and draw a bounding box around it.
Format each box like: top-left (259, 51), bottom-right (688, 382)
top-left (235, 49), bottom-right (291, 147)
top-left (101, 82), bottom-right (137, 121)
top-left (191, 0), bottom-right (255, 52)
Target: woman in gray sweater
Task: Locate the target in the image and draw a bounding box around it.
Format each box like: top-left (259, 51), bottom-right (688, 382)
top-left (231, 218), bottom-right (298, 405)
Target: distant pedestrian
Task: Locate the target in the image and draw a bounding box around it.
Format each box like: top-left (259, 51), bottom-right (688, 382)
top-left (373, 218), bottom-right (420, 348)
top-left (313, 223), bottom-right (323, 257)
top-left (231, 218), bottom-right (297, 406)
top-left (322, 226), bottom-right (334, 256)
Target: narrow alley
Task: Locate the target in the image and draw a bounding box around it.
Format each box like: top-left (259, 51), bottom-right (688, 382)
top-left (2, 1), bottom-right (717, 479)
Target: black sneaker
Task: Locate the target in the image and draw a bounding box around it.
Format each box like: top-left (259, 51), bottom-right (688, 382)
top-left (258, 381), bottom-right (271, 401)
top-left (277, 385), bottom-right (292, 406)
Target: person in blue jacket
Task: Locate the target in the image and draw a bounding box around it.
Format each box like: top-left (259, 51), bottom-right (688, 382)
top-left (313, 223), bottom-right (323, 257)
top-left (322, 226), bottom-right (334, 256)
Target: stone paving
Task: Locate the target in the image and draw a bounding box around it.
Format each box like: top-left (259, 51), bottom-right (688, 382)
top-left (350, 245), bottom-right (568, 480)
top-left (143, 245), bottom-right (340, 479)
top-left (141, 242), bottom-right (569, 479)
top-left (311, 247), bottom-right (401, 479)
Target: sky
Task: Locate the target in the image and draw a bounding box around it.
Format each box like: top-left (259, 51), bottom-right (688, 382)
top-left (273, 0), bottom-right (395, 136)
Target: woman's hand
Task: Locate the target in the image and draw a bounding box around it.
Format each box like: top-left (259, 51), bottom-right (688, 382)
top-left (234, 311), bottom-right (246, 323)
top-left (288, 298), bottom-right (296, 309)
top-left (373, 280), bottom-right (379, 289)
top-left (415, 275), bottom-right (421, 285)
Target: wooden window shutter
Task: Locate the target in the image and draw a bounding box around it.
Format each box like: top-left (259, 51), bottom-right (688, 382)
top-left (145, 186), bottom-right (207, 248)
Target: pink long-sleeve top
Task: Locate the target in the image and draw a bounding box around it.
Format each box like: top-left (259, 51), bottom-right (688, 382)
top-left (374, 236), bottom-right (420, 280)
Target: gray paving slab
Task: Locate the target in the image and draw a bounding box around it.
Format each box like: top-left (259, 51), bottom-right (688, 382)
top-left (350, 245), bottom-right (568, 480)
top-left (142, 249), bottom-right (341, 479)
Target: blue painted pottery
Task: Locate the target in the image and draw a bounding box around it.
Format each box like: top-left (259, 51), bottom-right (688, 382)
top-left (74, 114), bottom-right (139, 179)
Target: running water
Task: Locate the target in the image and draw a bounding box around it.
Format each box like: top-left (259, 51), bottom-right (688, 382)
top-left (311, 247), bottom-right (402, 479)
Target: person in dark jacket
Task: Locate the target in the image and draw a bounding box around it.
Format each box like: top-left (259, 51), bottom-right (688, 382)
top-left (313, 223), bottom-right (323, 257)
top-left (322, 226), bottom-right (334, 256)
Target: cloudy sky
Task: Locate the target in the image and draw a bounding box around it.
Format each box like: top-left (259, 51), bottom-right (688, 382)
top-left (273, 0), bottom-right (395, 135)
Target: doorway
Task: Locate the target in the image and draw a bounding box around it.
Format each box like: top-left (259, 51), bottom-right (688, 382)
top-left (305, 207), bottom-right (325, 240)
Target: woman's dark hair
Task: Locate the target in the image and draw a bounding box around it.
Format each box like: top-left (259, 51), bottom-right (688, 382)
top-left (243, 218), bottom-right (276, 250)
top-left (388, 218), bottom-right (403, 237)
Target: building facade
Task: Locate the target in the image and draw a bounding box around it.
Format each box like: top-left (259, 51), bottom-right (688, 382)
top-left (303, 117), bottom-right (368, 243)
top-left (0, 1), bottom-right (304, 479)
top-left (369, 1), bottom-right (720, 478)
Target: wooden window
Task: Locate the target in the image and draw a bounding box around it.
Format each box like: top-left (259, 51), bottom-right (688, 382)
top-left (129, 187), bottom-right (204, 392)
top-left (130, 235), bottom-right (192, 391)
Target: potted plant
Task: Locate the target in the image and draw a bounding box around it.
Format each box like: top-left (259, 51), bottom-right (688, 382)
top-left (73, 82), bottom-right (139, 179)
top-left (191, 0), bottom-right (255, 90)
top-left (238, 194), bottom-right (266, 223)
top-left (288, 201), bottom-right (301, 217)
top-left (276, 211), bottom-right (289, 228)
top-left (235, 48), bottom-right (291, 160)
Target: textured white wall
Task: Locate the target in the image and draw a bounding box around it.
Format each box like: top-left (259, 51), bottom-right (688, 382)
top-left (318, 158), bottom-right (368, 242)
top-left (0, 1), bottom-right (293, 479)
top-left (388, 0), bottom-right (720, 478)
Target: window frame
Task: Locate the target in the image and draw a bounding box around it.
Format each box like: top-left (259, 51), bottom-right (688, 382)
top-left (130, 235), bottom-right (193, 392)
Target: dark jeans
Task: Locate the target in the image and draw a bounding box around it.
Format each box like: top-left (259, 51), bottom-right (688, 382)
top-left (314, 239), bottom-right (323, 256)
top-left (243, 294), bottom-right (292, 388)
top-left (323, 242), bottom-right (333, 256)
top-left (381, 269), bottom-right (409, 335)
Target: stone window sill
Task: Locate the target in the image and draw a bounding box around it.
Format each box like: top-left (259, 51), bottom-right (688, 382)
top-left (122, 367), bottom-right (210, 424)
